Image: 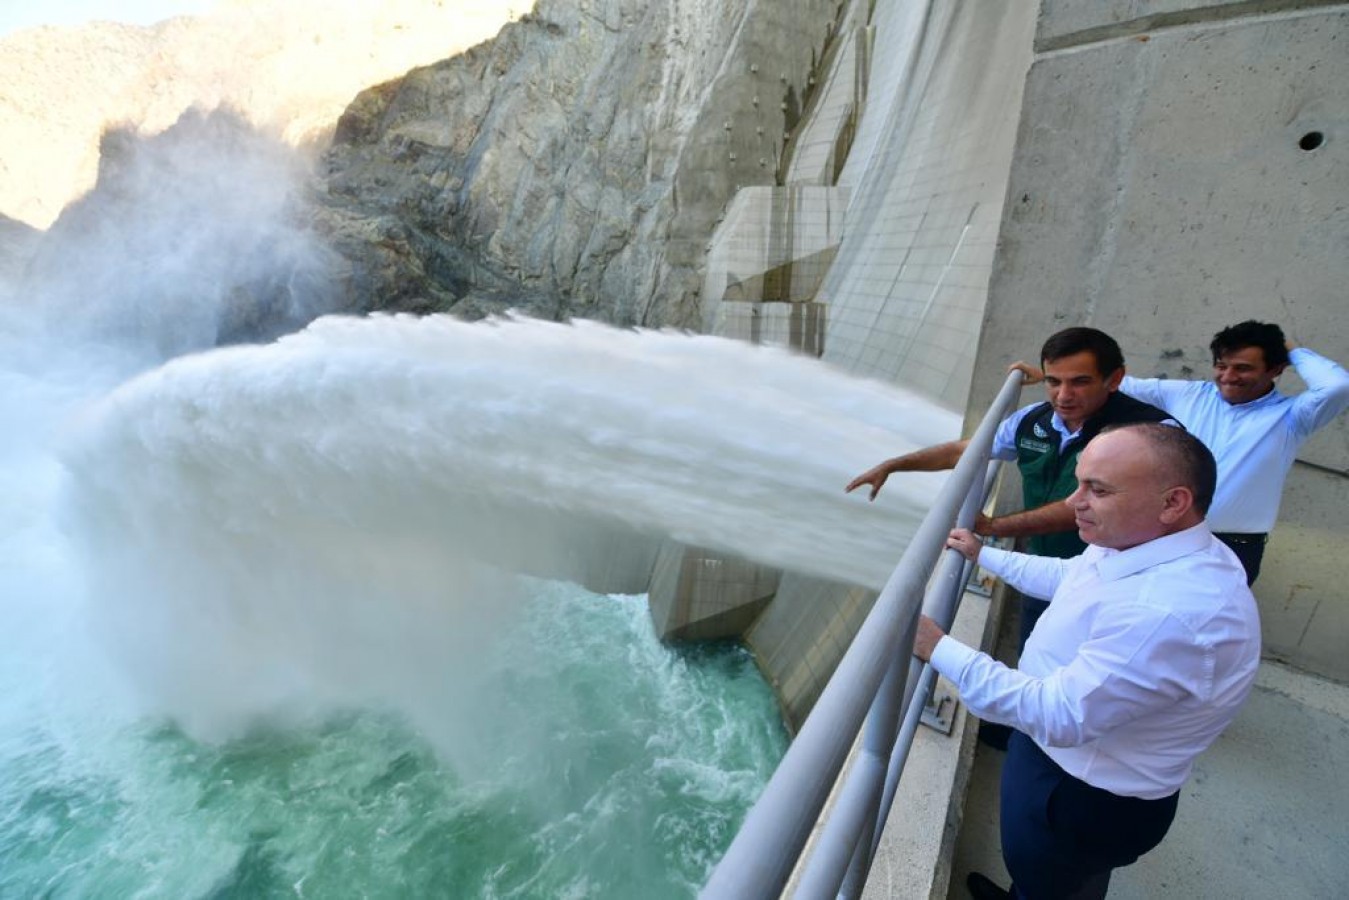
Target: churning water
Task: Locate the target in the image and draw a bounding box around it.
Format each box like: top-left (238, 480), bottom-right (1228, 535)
top-left (0, 310), bottom-right (956, 897)
top-left (0, 113), bottom-right (958, 897)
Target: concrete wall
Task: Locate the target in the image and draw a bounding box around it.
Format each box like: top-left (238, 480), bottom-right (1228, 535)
top-left (663, 0), bottom-right (1348, 725)
top-left (818, 0), bottom-right (1036, 410)
top-left (745, 0), bottom-right (1037, 729)
top-left (970, 1), bottom-right (1349, 680)
top-left (647, 541), bottom-right (779, 641)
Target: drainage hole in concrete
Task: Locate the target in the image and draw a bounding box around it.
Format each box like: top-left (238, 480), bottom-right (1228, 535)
top-left (1298, 131), bottom-right (1325, 152)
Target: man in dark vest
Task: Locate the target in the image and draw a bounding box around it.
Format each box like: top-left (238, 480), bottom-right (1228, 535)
top-left (847, 326), bottom-right (1174, 651)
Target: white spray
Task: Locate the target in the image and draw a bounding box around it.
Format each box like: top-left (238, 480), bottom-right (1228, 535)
top-left (57, 312), bottom-right (957, 761)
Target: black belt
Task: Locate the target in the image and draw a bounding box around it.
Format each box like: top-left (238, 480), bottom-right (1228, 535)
top-left (1213, 532), bottom-right (1268, 546)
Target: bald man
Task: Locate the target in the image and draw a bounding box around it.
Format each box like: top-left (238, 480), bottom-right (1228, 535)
top-left (915, 424), bottom-right (1261, 900)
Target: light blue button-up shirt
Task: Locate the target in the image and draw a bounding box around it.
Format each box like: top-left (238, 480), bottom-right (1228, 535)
top-left (1121, 348), bottom-right (1349, 533)
top-left (931, 524), bottom-right (1260, 799)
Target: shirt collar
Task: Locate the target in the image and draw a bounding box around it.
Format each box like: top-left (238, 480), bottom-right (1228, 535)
top-left (1048, 410), bottom-right (1081, 439)
top-left (1089, 522), bottom-right (1215, 582)
top-left (1223, 384), bottom-right (1285, 410)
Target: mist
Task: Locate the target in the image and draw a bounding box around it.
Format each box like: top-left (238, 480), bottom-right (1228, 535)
top-left (54, 312), bottom-right (954, 763)
top-left (1, 103), bottom-right (956, 773)
top-left (14, 107), bottom-right (343, 368)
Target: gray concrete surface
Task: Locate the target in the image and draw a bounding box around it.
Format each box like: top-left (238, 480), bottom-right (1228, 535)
top-left (858, 586), bottom-right (998, 900)
top-left (739, 0), bottom-right (1038, 732)
top-left (949, 660), bottom-right (1349, 898)
top-left (971, 0), bottom-right (1349, 680)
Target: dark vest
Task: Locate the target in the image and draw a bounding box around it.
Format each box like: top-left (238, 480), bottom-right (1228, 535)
top-left (1014, 391), bottom-right (1174, 558)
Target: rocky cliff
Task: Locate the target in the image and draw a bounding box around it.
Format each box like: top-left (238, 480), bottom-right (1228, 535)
top-left (5, 0), bottom-right (845, 335)
top-left (313, 0), bottom-right (844, 327)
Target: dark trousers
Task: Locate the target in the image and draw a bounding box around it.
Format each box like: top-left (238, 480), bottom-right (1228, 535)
top-left (1214, 532), bottom-right (1268, 586)
top-left (978, 596), bottom-right (1053, 751)
top-left (1000, 731), bottom-right (1179, 900)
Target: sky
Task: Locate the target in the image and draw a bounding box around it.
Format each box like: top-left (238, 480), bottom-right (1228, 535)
top-left (0, 0), bottom-right (215, 38)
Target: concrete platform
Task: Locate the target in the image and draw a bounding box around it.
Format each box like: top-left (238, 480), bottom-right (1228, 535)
top-left (948, 659), bottom-right (1349, 898)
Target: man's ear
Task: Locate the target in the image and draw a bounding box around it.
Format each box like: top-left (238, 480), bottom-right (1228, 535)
top-left (1269, 363), bottom-right (1288, 379)
top-left (1159, 486), bottom-right (1195, 525)
top-left (1105, 367), bottom-right (1125, 391)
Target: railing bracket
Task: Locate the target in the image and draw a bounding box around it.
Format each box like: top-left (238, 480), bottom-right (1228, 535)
top-left (919, 686), bottom-right (956, 735)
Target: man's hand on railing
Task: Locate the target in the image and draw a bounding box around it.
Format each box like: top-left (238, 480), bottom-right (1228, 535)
top-left (912, 614), bottom-right (945, 663)
top-left (946, 528), bottom-right (983, 562)
top-left (1009, 360), bottom-right (1044, 384)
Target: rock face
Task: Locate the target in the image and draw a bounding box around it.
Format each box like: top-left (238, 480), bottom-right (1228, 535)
top-left (315, 0), bottom-right (845, 328)
top-left (4, 0), bottom-right (845, 335)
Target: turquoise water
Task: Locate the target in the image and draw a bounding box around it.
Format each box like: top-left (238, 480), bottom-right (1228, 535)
top-left (0, 581), bottom-right (786, 898)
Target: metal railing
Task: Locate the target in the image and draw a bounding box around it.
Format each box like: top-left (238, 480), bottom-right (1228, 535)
top-left (702, 370), bottom-right (1023, 899)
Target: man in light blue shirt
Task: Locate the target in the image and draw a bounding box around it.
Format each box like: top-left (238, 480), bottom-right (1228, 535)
top-left (1118, 321), bottom-right (1349, 584)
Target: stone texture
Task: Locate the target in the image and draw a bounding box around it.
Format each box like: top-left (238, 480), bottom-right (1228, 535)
top-left (313, 0), bottom-right (847, 327)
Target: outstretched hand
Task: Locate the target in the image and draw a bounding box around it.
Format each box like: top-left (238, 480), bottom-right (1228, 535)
top-left (846, 462), bottom-right (891, 501)
top-left (1009, 361), bottom-right (1044, 385)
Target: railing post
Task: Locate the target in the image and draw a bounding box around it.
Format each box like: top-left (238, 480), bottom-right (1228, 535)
top-left (701, 372), bottom-right (1022, 899)
top-left (836, 463), bottom-right (997, 898)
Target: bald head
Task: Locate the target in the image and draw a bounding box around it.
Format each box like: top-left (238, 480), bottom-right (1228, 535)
top-left (1068, 424), bottom-right (1214, 550)
top-left (1109, 423), bottom-right (1216, 514)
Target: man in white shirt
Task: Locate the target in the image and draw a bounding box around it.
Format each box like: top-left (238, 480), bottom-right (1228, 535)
top-left (914, 423), bottom-right (1261, 900)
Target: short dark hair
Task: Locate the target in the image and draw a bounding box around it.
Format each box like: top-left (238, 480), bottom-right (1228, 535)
top-left (1106, 422), bottom-right (1217, 516)
top-left (1040, 327), bottom-right (1125, 378)
top-left (1210, 320), bottom-right (1289, 369)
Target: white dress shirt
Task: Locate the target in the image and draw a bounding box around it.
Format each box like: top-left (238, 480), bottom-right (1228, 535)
top-left (930, 523), bottom-right (1261, 799)
top-left (1121, 348), bottom-right (1349, 532)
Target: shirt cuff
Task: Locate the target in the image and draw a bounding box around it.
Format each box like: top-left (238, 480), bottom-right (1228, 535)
top-left (929, 633), bottom-right (981, 684)
top-left (976, 545), bottom-right (1012, 577)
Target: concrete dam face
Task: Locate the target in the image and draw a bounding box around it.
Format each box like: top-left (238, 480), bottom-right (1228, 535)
top-left (688, 0), bottom-right (1349, 724)
top-left (1, 0), bottom-right (1345, 895)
